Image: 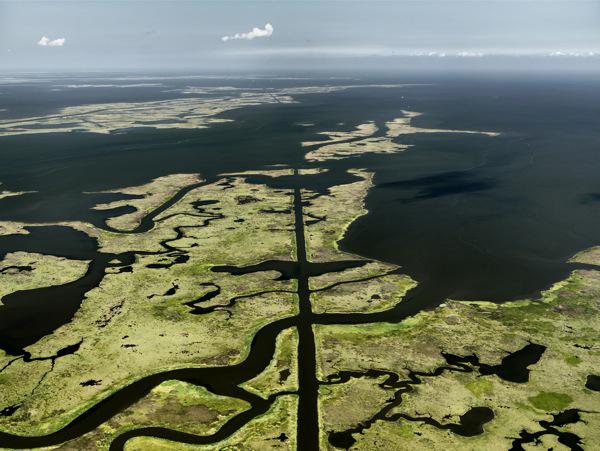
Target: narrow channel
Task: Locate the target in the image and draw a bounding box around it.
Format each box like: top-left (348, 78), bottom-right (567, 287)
top-left (293, 170), bottom-right (320, 450)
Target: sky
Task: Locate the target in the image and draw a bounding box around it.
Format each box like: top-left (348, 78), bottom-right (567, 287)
top-left (1, 0), bottom-right (600, 72)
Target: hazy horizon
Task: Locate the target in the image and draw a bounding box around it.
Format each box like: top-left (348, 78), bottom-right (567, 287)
top-left (2, 0), bottom-right (600, 73)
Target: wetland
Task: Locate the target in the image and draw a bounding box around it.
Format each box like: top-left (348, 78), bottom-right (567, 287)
top-left (0, 74), bottom-right (600, 449)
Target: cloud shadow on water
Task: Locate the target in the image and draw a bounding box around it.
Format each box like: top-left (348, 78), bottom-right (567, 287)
top-left (378, 170), bottom-right (497, 203)
top-left (580, 192), bottom-right (600, 204)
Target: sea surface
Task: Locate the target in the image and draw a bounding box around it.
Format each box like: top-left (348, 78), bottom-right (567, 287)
top-left (1, 71), bottom-right (600, 307)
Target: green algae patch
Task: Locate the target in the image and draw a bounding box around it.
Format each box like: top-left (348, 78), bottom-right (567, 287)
top-left (528, 392), bottom-right (573, 411)
top-left (465, 378), bottom-right (494, 397)
top-left (564, 354), bottom-right (582, 366)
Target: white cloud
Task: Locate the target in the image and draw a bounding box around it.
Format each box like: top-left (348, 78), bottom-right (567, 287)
top-left (221, 45), bottom-right (600, 59)
top-left (410, 51), bottom-right (483, 58)
top-left (37, 36), bottom-right (66, 47)
top-left (455, 51), bottom-right (484, 58)
top-left (547, 51), bottom-right (598, 57)
top-left (222, 23), bottom-right (273, 42)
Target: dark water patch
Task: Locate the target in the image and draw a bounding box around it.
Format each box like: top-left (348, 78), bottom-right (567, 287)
top-left (146, 254), bottom-right (189, 269)
top-left (0, 226), bottom-right (142, 355)
top-left (148, 283), bottom-right (179, 299)
top-left (444, 343), bottom-right (546, 383)
top-left (260, 207), bottom-right (292, 215)
top-left (0, 246), bottom-right (113, 355)
top-left (510, 409), bottom-right (584, 451)
top-left (328, 431), bottom-right (355, 450)
top-left (275, 432), bottom-right (288, 442)
top-left (551, 409), bottom-right (583, 427)
top-left (52, 340), bottom-right (83, 359)
top-left (235, 195), bottom-right (261, 205)
top-left (0, 265), bottom-right (33, 274)
top-left (188, 289), bottom-right (294, 317)
top-left (86, 192), bottom-right (146, 205)
top-left (192, 200), bottom-right (219, 207)
top-left (399, 179), bottom-right (495, 203)
top-left (397, 406), bottom-right (494, 436)
top-left (454, 407), bottom-right (495, 435)
top-left (80, 380), bottom-right (102, 387)
top-left (184, 282), bottom-right (221, 311)
top-left (0, 226), bottom-right (99, 261)
top-left (163, 283), bottom-right (178, 296)
top-left (279, 369), bottom-right (291, 384)
top-left (244, 169), bottom-right (362, 197)
top-left (378, 170), bottom-right (496, 203)
top-left (21, 340), bottom-right (84, 364)
top-left (0, 405), bottom-right (20, 417)
top-left (586, 374), bottom-right (600, 391)
top-left (573, 343), bottom-right (592, 350)
top-left (478, 343), bottom-right (546, 382)
top-left (212, 259), bottom-right (367, 281)
top-left (217, 178), bottom-right (236, 190)
top-left (580, 192), bottom-right (600, 204)
top-left (305, 212), bottom-right (326, 226)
